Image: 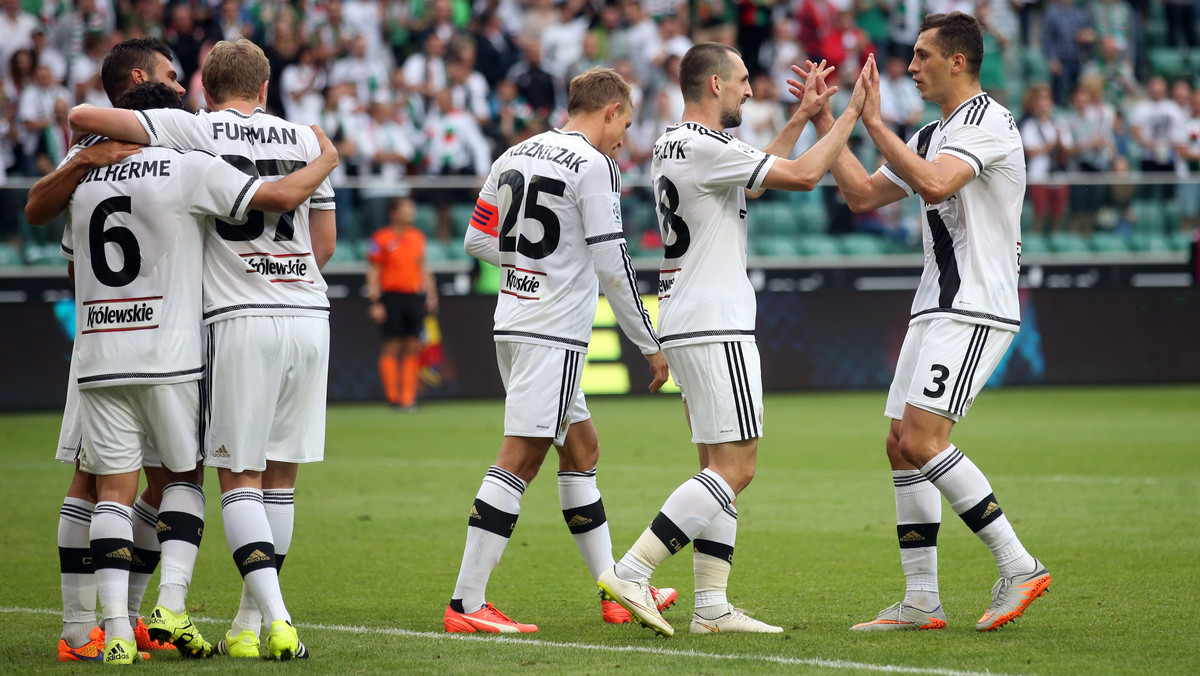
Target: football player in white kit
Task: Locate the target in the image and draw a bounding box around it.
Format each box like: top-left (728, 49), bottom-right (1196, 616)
top-left (444, 67), bottom-right (670, 634)
top-left (598, 43), bottom-right (870, 637)
top-left (62, 80), bottom-right (338, 664)
top-left (25, 38), bottom-right (202, 662)
top-left (69, 38), bottom-right (337, 659)
top-left (795, 12), bottom-right (1050, 633)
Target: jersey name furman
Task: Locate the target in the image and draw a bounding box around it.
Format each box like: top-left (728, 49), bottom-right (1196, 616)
top-left (508, 140), bottom-right (588, 173)
top-left (79, 159), bottom-right (171, 184)
top-left (81, 296), bottom-right (163, 334)
top-left (211, 122), bottom-right (299, 145)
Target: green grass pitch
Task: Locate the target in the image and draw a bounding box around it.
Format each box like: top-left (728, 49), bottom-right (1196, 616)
top-left (2, 385), bottom-right (1198, 674)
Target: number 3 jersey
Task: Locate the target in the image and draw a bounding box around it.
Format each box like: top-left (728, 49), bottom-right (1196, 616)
top-left (475, 128), bottom-right (658, 354)
top-left (879, 93), bottom-right (1025, 331)
top-left (61, 142), bottom-right (263, 388)
top-left (651, 122), bottom-right (777, 347)
top-left (132, 107), bottom-right (335, 323)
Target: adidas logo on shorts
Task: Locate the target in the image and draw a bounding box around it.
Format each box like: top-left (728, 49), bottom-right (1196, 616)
top-left (212, 445), bottom-right (230, 458)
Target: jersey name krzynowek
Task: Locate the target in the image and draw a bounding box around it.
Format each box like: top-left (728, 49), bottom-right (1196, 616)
top-left (134, 107), bottom-right (334, 323)
top-left (61, 138), bottom-right (262, 388)
top-left (879, 93), bottom-right (1025, 331)
top-left (651, 122), bottom-right (776, 347)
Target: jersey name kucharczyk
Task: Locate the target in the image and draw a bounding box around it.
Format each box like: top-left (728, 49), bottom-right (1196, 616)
top-left (479, 129), bottom-right (657, 353)
top-left (135, 107), bottom-right (335, 323)
top-left (880, 93), bottom-right (1025, 331)
top-left (61, 143), bottom-right (262, 388)
top-left (651, 122), bottom-right (776, 347)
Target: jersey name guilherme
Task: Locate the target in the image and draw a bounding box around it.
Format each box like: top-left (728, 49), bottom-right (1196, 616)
top-left (135, 107), bottom-right (334, 323)
top-left (652, 122), bottom-right (776, 346)
top-left (62, 145), bottom-right (262, 388)
top-left (478, 128), bottom-right (657, 353)
top-left (880, 93), bottom-right (1025, 331)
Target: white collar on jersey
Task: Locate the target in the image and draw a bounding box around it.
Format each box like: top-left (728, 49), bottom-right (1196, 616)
top-left (551, 127), bottom-right (600, 151)
top-left (218, 107), bottom-right (266, 119)
top-left (940, 92), bottom-right (990, 128)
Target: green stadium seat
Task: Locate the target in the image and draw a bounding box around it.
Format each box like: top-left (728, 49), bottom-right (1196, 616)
top-left (1021, 46), bottom-right (1050, 85)
top-left (1130, 232), bottom-right (1171, 252)
top-left (0, 243), bottom-right (21, 266)
top-left (1048, 232), bottom-right (1091, 253)
top-left (1020, 233), bottom-right (1049, 255)
top-left (793, 203), bottom-right (828, 234)
top-left (414, 204), bottom-right (437, 237)
top-left (1088, 231), bottom-right (1131, 253)
top-left (450, 203), bottom-right (476, 238)
top-left (1148, 48), bottom-right (1192, 80)
top-left (750, 235), bottom-right (798, 257)
top-left (795, 234), bottom-right (841, 257)
top-left (1021, 201), bottom-right (1033, 232)
top-left (1169, 230), bottom-right (1193, 252)
top-left (839, 232), bottom-right (889, 256)
top-left (1132, 200), bottom-right (1166, 234)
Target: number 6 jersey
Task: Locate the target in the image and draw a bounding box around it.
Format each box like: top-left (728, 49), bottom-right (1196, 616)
top-left (132, 107), bottom-right (335, 323)
top-left (651, 122), bottom-right (777, 347)
top-left (61, 142), bottom-right (263, 388)
top-left (475, 128), bottom-right (659, 355)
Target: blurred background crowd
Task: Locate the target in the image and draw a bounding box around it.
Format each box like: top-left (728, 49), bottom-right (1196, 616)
top-left (1, 0), bottom-right (1197, 264)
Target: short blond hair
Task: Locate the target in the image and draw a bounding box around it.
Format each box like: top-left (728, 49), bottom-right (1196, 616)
top-left (566, 67), bottom-right (632, 116)
top-left (202, 38), bottom-right (270, 104)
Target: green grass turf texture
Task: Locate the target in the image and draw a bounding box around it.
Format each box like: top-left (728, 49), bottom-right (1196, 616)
top-left (2, 385), bottom-right (1198, 675)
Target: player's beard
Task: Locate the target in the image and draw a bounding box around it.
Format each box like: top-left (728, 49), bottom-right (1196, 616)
top-left (719, 100), bottom-right (743, 129)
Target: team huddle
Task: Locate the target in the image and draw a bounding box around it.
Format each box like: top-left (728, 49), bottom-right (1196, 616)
top-left (44, 10), bottom-right (1049, 665)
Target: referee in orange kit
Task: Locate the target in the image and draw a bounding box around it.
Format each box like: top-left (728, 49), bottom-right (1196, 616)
top-left (366, 196), bottom-right (438, 410)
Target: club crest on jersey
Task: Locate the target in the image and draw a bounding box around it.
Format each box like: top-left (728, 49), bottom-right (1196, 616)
top-left (81, 296), bottom-right (162, 334)
top-left (240, 252), bottom-right (315, 284)
top-left (731, 140), bottom-right (758, 158)
top-left (501, 265), bottom-right (546, 300)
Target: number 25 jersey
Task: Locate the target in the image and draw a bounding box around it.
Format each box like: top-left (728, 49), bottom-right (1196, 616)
top-left (652, 122), bottom-right (776, 347)
top-left (133, 107), bottom-right (335, 323)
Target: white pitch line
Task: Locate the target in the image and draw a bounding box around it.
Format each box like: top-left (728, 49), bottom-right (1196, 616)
top-left (2, 606), bottom-right (1018, 676)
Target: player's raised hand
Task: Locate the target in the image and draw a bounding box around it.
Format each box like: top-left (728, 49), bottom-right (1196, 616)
top-left (848, 55), bottom-right (876, 116)
top-left (789, 60), bottom-right (838, 123)
top-left (858, 55), bottom-right (881, 121)
top-left (644, 350), bottom-right (669, 393)
top-left (78, 139), bottom-right (144, 168)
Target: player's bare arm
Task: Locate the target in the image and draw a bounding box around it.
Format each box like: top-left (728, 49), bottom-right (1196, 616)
top-left (790, 58), bottom-right (909, 212)
top-left (311, 209), bottom-right (337, 269)
top-left (247, 125), bottom-right (339, 213)
top-left (68, 104), bottom-right (151, 144)
top-left (759, 56), bottom-right (870, 192)
top-left (644, 351), bottom-right (669, 393)
top-left (25, 140), bottom-right (143, 224)
top-left (746, 60), bottom-right (838, 199)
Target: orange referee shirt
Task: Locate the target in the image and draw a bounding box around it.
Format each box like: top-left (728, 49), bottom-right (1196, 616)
top-left (367, 226), bottom-right (427, 294)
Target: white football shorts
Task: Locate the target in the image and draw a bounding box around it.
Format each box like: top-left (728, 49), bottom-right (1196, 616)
top-left (496, 341), bottom-right (589, 447)
top-left (666, 341), bottom-right (763, 445)
top-left (885, 317), bottom-right (1015, 423)
top-left (204, 316), bottom-right (329, 472)
top-left (78, 381), bottom-right (202, 475)
top-left (56, 359), bottom-right (82, 463)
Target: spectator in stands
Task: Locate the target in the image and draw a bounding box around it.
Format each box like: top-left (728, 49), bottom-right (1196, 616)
top-left (884, 0), bottom-right (923, 58)
top-left (1063, 82), bottom-right (1116, 234)
top-left (541, 0), bottom-right (588, 90)
top-left (331, 34), bottom-right (389, 109)
top-left (124, 0), bottom-right (166, 40)
top-left (31, 28), bottom-right (67, 85)
top-left (796, 0), bottom-right (841, 67)
top-left (309, 0), bottom-right (355, 64)
top-left (760, 19), bottom-right (800, 105)
top-left (35, 97), bottom-right (71, 179)
top-left (1171, 79), bottom-right (1193, 116)
top-left (320, 81), bottom-right (360, 237)
top-left (422, 87), bottom-right (491, 242)
top-left (214, 0), bottom-right (254, 43)
top-left (1164, 0), bottom-right (1199, 48)
top-left (737, 73), bottom-right (787, 151)
top-left (658, 12), bottom-right (693, 62)
top-left (879, 54), bottom-right (925, 141)
top-left (976, 0), bottom-right (1009, 105)
top-left (17, 64), bottom-right (70, 176)
top-left (1041, 0), bottom-right (1095, 107)
top-left (1020, 84), bottom-right (1073, 234)
top-left (70, 32), bottom-right (110, 109)
top-left (164, 2), bottom-right (207, 90)
top-left (447, 37), bottom-right (492, 129)
top-left (508, 40), bottom-right (556, 121)
top-left (1091, 0), bottom-right (1133, 57)
top-left (623, 0), bottom-right (665, 85)
top-left (1081, 36), bottom-right (1140, 108)
top-left (488, 78), bottom-right (535, 149)
top-left (565, 30), bottom-right (604, 86)
top-left (50, 0), bottom-right (113, 76)
top-left (403, 32), bottom-right (448, 105)
top-left (472, 9), bottom-right (521, 89)
top-left (280, 45), bottom-right (326, 125)
top-left (358, 98), bottom-right (416, 240)
top-left (1175, 87), bottom-right (1200, 233)
top-left (0, 0), bottom-right (39, 70)
top-left (263, 16), bottom-right (301, 117)
top-left (1130, 76), bottom-right (1186, 201)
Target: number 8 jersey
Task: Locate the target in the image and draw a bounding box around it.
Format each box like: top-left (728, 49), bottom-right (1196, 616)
top-left (132, 107), bottom-right (335, 323)
top-left (476, 129), bottom-right (658, 354)
top-left (651, 122), bottom-right (777, 347)
top-left (61, 142), bottom-right (263, 388)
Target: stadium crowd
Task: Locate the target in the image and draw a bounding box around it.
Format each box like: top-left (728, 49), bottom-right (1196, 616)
top-left (1, 0), bottom-right (1198, 253)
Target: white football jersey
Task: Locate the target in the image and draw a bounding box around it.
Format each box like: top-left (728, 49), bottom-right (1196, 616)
top-left (880, 93), bottom-right (1025, 331)
top-left (134, 107), bottom-right (335, 323)
top-left (651, 122), bottom-right (776, 347)
top-left (61, 142), bottom-right (262, 389)
top-left (477, 128), bottom-right (658, 353)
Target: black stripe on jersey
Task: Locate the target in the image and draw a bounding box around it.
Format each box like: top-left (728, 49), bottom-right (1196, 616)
top-left (941, 146), bottom-right (983, 173)
top-left (910, 307), bottom-right (1021, 327)
top-left (61, 243), bottom-right (73, 256)
top-left (230, 176), bottom-right (257, 218)
top-left (925, 209), bottom-right (961, 309)
top-left (724, 342), bottom-right (758, 439)
top-left (77, 365), bottom-right (205, 385)
top-left (493, 330), bottom-right (589, 348)
top-left (724, 343), bottom-right (747, 439)
top-left (258, 159), bottom-right (307, 176)
top-left (747, 156), bottom-right (769, 189)
top-left (619, 243), bottom-right (659, 346)
top-left (203, 303), bottom-right (331, 320)
top-left (941, 93), bottom-right (987, 128)
top-left (950, 326), bottom-right (989, 415)
top-left (200, 324), bottom-right (214, 459)
top-left (735, 343), bottom-right (758, 437)
top-left (966, 97), bottom-right (991, 126)
top-left (76, 134), bottom-right (103, 148)
top-left (659, 329), bottom-right (754, 344)
top-left (678, 121), bottom-right (732, 144)
top-left (586, 233), bottom-right (623, 245)
top-left (137, 110), bottom-right (158, 141)
top-left (310, 197), bottom-right (335, 204)
top-left (605, 155), bottom-right (620, 193)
